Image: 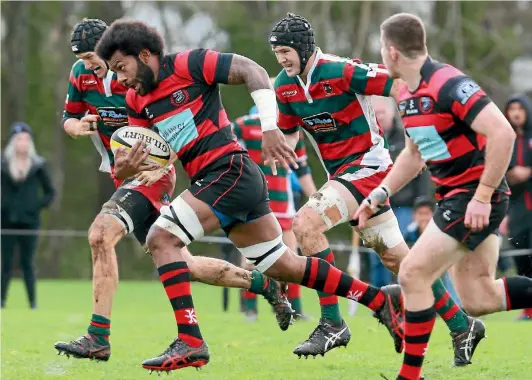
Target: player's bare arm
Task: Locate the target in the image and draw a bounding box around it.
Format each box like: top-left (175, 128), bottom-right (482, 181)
top-left (354, 134), bottom-right (425, 228)
top-left (465, 102), bottom-right (516, 231)
top-left (63, 115), bottom-right (99, 139)
top-left (227, 54), bottom-right (298, 175)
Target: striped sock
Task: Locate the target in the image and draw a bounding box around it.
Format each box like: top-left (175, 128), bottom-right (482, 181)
top-left (432, 279), bottom-right (468, 333)
top-left (242, 290), bottom-right (258, 312)
top-left (158, 262), bottom-right (203, 348)
top-left (300, 257), bottom-right (385, 312)
top-left (313, 248), bottom-right (342, 326)
top-left (286, 283), bottom-right (302, 314)
top-left (397, 307), bottom-right (436, 380)
top-left (87, 314), bottom-right (110, 345)
top-left (502, 276), bottom-right (532, 310)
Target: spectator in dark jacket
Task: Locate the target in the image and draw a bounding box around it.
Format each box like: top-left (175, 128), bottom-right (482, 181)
top-left (1, 122), bottom-right (55, 309)
top-left (500, 94), bottom-right (532, 320)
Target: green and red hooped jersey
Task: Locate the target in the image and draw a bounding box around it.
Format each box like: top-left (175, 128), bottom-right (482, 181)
top-left (63, 59), bottom-right (128, 173)
top-left (275, 48), bottom-right (394, 178)
top-left (231, 114), bottom-right (308, 218)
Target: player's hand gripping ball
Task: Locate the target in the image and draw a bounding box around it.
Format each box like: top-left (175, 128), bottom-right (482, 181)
top-left (110, 126), bottom-right (170, 167)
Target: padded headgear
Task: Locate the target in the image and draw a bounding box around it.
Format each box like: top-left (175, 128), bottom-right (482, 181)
top-left (70, 19), bottom-right (107, 54)
top-left (269, 13), bottom-right (316, 75)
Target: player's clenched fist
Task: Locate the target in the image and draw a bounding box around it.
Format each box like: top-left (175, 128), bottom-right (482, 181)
top-left (72, 114), bottom-right (100, 138)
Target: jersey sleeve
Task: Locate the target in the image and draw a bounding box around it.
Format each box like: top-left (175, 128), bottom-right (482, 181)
top-left (63, 67), bottom-right (88, 119)
top-left (125, 91), bottom-right (150, 127)
top-left (274, 76), bottom-right (302, 135)
top-left (438, 75), bottom-right (491, 127)
top-left (344, 60), bottom-right (394, 97)
top-left (173, 48), bottom-right (233, 85)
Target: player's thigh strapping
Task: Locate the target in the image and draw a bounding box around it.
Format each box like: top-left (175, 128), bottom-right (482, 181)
top-left (154, 153), bottom-right (286, 272)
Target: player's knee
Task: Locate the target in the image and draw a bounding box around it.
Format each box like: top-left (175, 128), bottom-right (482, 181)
top-left (397, 257), bottom-right (423, 292)
top-left (292, 209), bottom-right (320, 246)
top-left (88, 214), bottom-right (117, 251)
top-left (146, 225), bottom-right (181, 254)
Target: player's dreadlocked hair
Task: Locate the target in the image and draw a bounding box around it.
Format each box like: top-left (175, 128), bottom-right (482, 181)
top-left (70, 18), bottom-right (107, 54)
top-left (269, 13), bottom-right (316, 74)
top-left (95, 20), bottom-right (164, 61)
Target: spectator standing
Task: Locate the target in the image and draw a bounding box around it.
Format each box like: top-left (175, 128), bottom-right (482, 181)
top-left (1, 122), bottom-right (55, 309)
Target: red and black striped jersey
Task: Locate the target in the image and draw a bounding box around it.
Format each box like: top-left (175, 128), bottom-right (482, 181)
top-left (126, 49), bottom-right (244, 182)
top-left (397, 57), bottom-right (509, 199)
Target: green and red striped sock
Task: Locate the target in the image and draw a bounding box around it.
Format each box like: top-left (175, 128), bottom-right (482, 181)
top-left (87, 314), bottom-right (110, 345)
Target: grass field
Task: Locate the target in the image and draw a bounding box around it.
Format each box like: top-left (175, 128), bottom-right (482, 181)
top-left (1, 280), bottom-right (530, 380)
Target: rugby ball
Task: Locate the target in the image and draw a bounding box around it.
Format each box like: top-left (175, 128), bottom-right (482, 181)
top-left (110, 126), bottom-right (171, 167)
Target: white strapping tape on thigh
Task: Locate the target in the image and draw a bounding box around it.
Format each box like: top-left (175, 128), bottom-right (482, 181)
top-left (356, 215), bottom-right (403, 251)
top-left (239, 234), bottom-right (286, 273)
top-left (306, 184), bottom-right (349, 229)
top-left (154, 196), bottom-right (204, 246)
top-left (101, 206), bottom-right (134, 234)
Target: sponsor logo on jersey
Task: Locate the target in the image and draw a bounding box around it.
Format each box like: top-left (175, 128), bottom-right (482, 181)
top-left (83, 79), bottom-right (98, 86)
top-left (170, 89), bottom-right (189, 107)
top-left (302, 112), bottom-right (337, 133)
top-left (281, 90), bottom-right (298, 97)
top-left (419, 96), bottom-right (434, 114)
top-left (455, 79), bottom-right (481, 105)
top-left (96, 107), bottom-right (128, 127)
top-left (404, 98), bottom-right (420, 116)
top-left (398, 101), bottom-right (407, 116)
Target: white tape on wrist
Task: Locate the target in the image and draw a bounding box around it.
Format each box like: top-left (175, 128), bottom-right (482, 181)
top-left (251, 89), bottom-right (278, 132)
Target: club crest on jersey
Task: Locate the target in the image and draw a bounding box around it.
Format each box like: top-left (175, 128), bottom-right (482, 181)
top-left (96, 107), bottom-right (128, 127)
top-left (302, 112), bottom-right (337, 133)
top-left (170, 89), bottom-right (189, 107)
top-left (322, 82), bottom-right (334, 96)
top-left (419, 97), bottom-right (434, 114)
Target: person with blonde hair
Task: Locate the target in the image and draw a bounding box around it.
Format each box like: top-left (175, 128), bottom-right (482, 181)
top-left (1, 122), bottom-right (55, 309)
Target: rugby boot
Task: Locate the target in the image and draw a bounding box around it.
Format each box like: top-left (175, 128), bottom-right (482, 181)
top-left (54, 333), bottom-right (110, 361)
top-left (262, 280), bottom-right (294, 331)
top-left (293, 319), bottom-right (351, 358)
top-left (373, 284), bottom-right (405, 353)
top-left (142, 338), bottom-right (209, 373)
top-left (451, 316), bottom-right (486, 366)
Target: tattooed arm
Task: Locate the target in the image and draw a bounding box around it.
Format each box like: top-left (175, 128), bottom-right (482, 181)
top-left (226, 53), bottom-right (298, 174)
top-left (226, 54), bottom-right (273, 93)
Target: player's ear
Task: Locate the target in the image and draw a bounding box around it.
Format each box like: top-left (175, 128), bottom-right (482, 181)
top-left (139, 49), bottom-right (150, 64)
top-left (390, 46), bottom-right (399, 61)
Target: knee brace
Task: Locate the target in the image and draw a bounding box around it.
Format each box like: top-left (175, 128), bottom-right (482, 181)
top-left (154, 196), bottom-right (204, 245)
top-left (238, 234), bottom-right (287, 273)
top-left (355, 215), bottom-right (404, 251)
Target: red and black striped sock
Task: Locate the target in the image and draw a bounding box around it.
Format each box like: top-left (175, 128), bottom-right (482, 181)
top-left (300, 257), bottom-right (385, 312)
top-left (501, 276), bottom-right (532, 310)
top-left (158, 262), bottom-right (203, 348)
top-left (397, 307), bottom-right (436, 380)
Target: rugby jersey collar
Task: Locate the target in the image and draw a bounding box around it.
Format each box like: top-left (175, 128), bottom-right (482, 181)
top-left (296, 47), bottom-right (322, 104)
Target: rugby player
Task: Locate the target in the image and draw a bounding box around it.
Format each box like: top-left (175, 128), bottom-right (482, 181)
top-left (355, 13), bottom-right (532, 379)
top-left (54, 19), bottom-right (292, 362)
top-left (267, 13), bottom-right (479, 362)
top-left (95, 19), bottom-right (401, 373)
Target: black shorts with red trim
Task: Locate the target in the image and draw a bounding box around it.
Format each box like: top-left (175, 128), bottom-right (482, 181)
top-left (189, 153), bottom-right (272, 234)
top-left (433, 191), bottom-right (509, 250)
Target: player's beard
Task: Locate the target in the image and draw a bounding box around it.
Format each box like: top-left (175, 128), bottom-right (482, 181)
top-left (135, 57), bottom-right (157, 96)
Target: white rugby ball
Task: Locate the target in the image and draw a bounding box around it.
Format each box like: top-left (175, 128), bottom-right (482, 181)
top-left (110, 126), bottom-right (171, 167)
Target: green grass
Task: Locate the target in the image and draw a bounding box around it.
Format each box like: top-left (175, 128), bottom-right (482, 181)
top-left (1, 280), bottom-right (530, 380)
